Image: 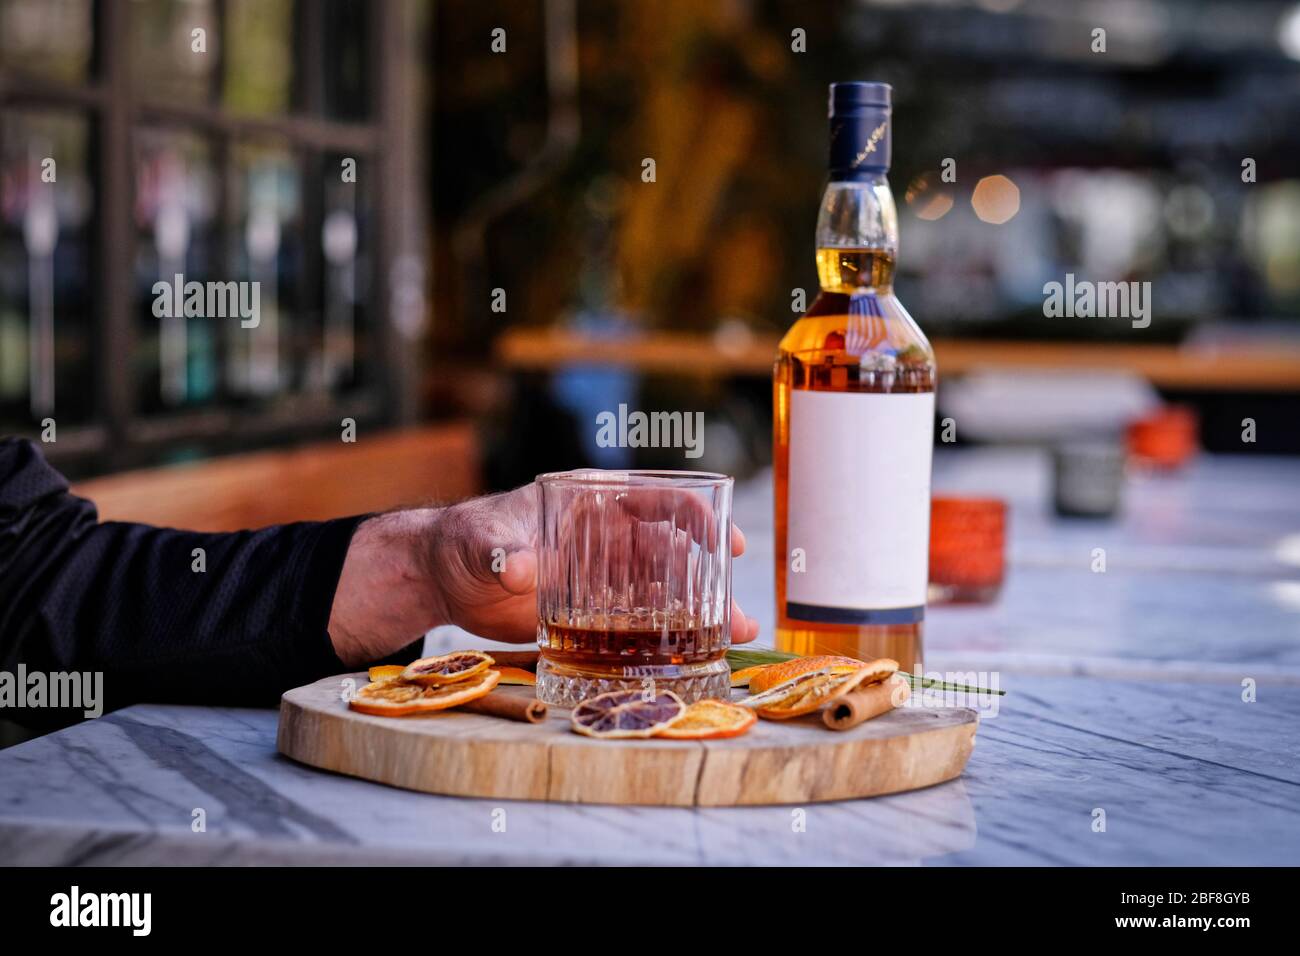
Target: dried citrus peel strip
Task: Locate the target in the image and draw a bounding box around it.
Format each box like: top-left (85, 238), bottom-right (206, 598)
top-left (729, 664), bottom-right (768, 688)
top-left (491, 665), bottom-right (537, 686)
top-left (748, 655), bottom-right (897, 693)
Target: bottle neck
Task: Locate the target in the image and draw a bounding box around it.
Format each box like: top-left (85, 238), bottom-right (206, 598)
top-left (815, 175), bottom-right (899, 292)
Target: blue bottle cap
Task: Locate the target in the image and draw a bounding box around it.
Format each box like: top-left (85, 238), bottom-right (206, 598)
top-left (828, 82), bottom-right (892, 179)
top-left (829, 81), bottom-right (892, 115)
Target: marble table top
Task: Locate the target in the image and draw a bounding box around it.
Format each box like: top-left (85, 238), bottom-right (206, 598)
top-left (1, 448), bottom-right (1297, 865)
top-left (1, 674), bottom-right (1295, 865)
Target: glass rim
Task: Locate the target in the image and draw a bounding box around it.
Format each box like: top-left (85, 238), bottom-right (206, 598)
top-left (535, 468), bottom-right (732, 490)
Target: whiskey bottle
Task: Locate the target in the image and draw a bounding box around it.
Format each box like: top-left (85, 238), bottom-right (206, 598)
top-left (773, 82), bottom-right (936, 671)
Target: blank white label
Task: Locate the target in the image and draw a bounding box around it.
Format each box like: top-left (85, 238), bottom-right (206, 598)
top-left (786, 389), bottom-right (934, 622)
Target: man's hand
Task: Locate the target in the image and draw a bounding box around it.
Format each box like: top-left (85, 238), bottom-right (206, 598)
top-left (327, 483), bottom-right (760, 667)
top-left (422, 484), bottom-right (542, 644)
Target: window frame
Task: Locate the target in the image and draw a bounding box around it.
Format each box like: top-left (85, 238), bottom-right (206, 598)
top-left (0, 0), bottom-right (419, 475)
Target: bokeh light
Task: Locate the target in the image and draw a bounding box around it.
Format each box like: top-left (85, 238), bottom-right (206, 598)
top-left (905, 172), bottom-right (956, 221)
top-left (1280, 4), bottom-right (1300, 60)
top-left (916, 194), bottom-right (955, 221)
top-left (971, 174), bottom-right (1021, 224)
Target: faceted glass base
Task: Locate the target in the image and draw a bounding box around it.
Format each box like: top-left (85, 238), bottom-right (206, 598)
top-left (535, 656), bottom-right (731, 708)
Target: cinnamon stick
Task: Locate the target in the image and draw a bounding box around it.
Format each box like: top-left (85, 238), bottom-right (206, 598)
top-left (486, 649), bottom-right (541, 670)
top-left (823, 676), bottom-right (910, 731)
top-left (460, 691), bottom-right (548, 723)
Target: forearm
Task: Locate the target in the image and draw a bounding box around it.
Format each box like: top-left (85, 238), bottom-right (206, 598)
top-left (1, 437), bottom-right (378, 724)
top-left (327, 508), bottom-right (446, 666)
top-left (2, 514), bottom-right (365, 720)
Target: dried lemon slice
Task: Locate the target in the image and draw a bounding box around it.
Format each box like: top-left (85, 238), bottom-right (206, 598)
top-left (656, 699), bottom-right (756, 739)
top-left (349, 668), bottom-right (500, 716)
top-left (402, 651), bottom-right (494, 686)
top-left (753, 666), bottom-right (880, 720)
top-left (368, 664), bottom-right (408, 682)
top-left (570, 689), bottom-right (686, 739)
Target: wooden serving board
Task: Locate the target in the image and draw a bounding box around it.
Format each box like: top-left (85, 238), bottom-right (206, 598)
top-left (277, 674), bottom-right (978, 807)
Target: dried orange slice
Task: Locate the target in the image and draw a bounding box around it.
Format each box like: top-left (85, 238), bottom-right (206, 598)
top-left (368, 664), bottom-right (407, 682)
top-left (741, 665), bottom-right (880, 720)
top-left (402, 651), bottom-right (494, 686)
top-left (854, 657), bottom-right (900, 684)
top-left (738, 665), bottom-right (839, 709)
top-left (656, 699), bottom-right (756, 739)
top-left (748, 655), bottom-right (868, 693)
top-left (349, 668), bottom-right (500, 716)
top-left (570, 689), bottom-right (687, 739)
top-left (491, 665), bottom-right (537, 686)
top-left (730, 664), bottom-right (769, 688)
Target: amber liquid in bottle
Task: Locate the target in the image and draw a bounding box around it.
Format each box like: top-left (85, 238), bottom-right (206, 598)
top-left (773, 247), bottom-right (935, 670)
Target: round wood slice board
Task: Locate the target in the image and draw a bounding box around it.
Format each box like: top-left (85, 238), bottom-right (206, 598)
top-left (277, 674), bottom-right (978, 807)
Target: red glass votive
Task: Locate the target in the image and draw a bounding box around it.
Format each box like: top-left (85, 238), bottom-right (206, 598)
top-left (1127, 405), bottom-right (1198, 471)
top-left (929, 496), bottom-right (1007, 604)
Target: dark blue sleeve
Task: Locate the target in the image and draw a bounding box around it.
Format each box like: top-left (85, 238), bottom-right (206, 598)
top-left (0, 438), bottom-right (365, 728)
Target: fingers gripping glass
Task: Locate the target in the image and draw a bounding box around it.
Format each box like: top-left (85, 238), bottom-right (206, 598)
top-left (535, 470), bottom-right (734, 706)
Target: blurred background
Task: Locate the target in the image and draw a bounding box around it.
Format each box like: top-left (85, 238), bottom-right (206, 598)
top-left (2, 0), bottom-right (1299, 520)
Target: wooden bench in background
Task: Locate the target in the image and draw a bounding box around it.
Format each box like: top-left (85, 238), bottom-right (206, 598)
top-left (72, 423), bottom-right (481, 532)
top-left (495, 327), bottom-right (1300, 391)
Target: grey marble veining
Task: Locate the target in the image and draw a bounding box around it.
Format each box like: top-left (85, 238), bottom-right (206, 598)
top-left (0, 674), bottom-right (1296, 865)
